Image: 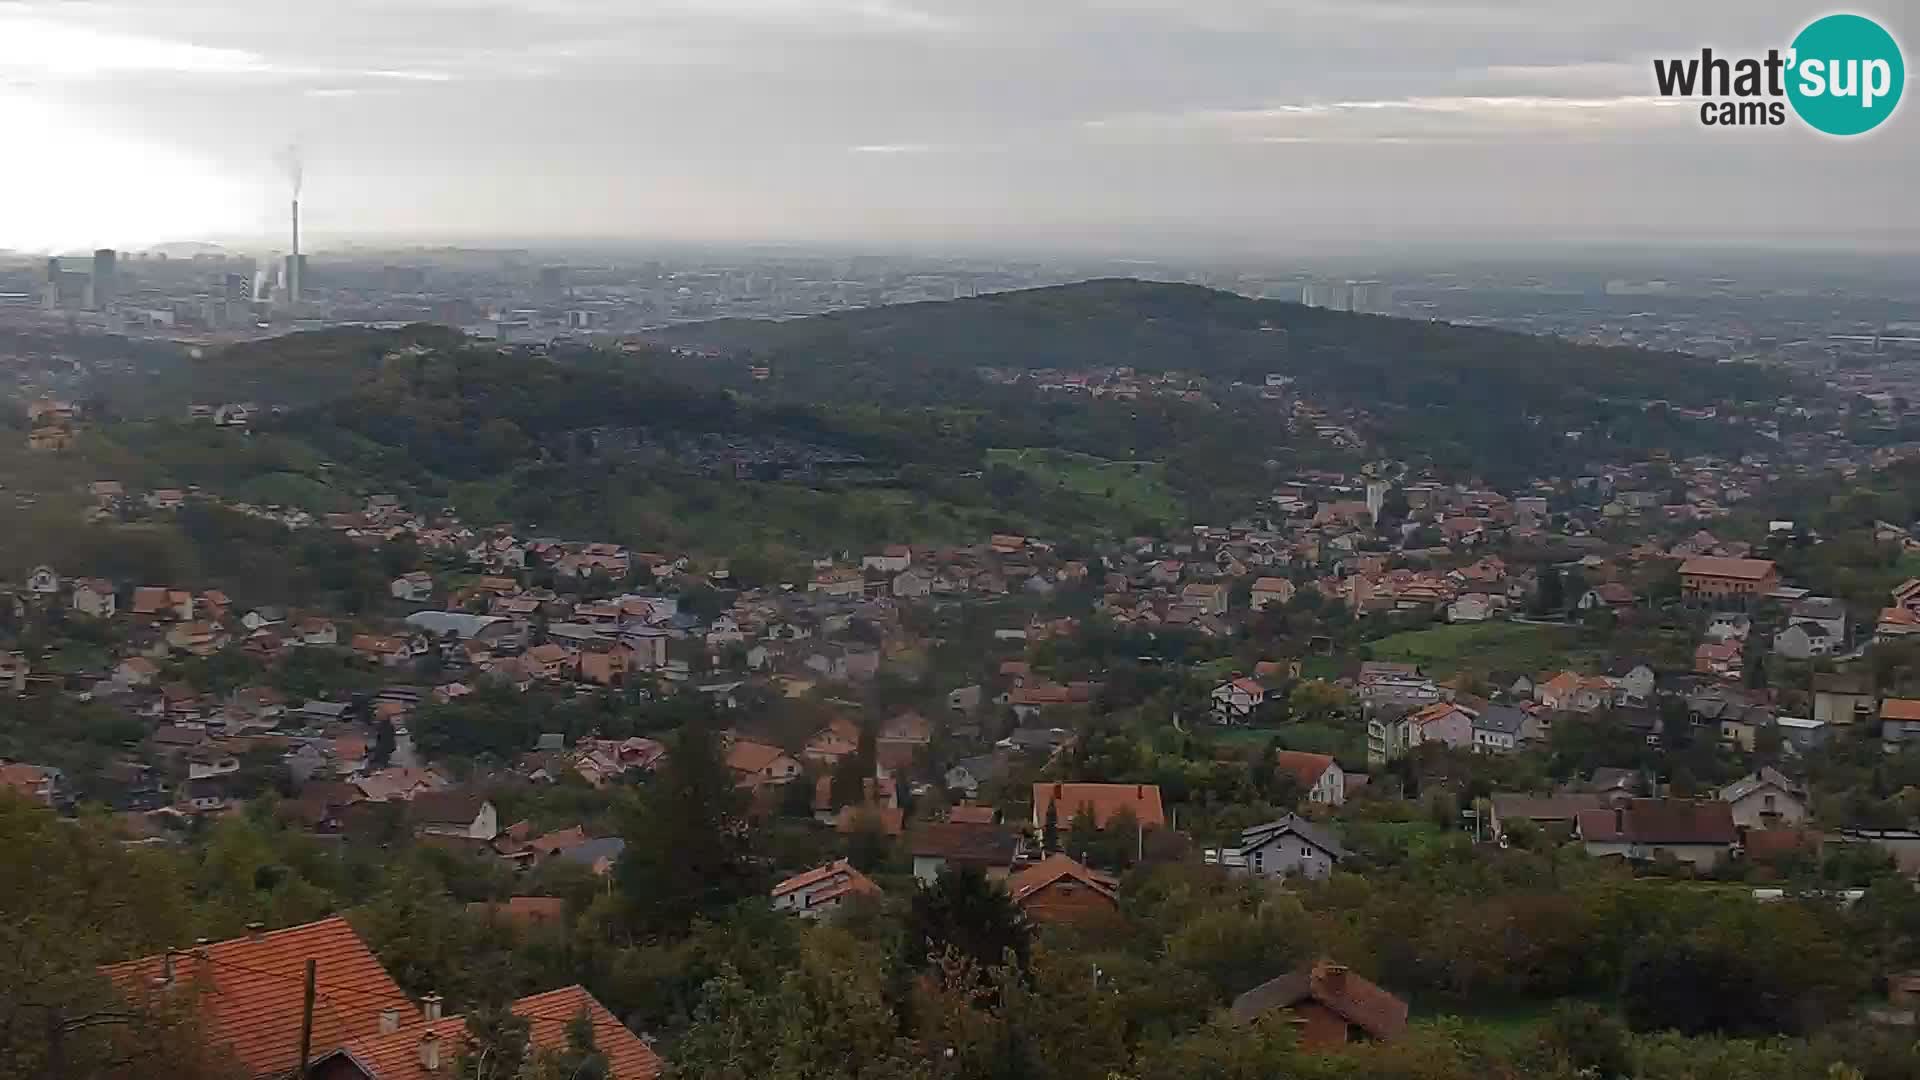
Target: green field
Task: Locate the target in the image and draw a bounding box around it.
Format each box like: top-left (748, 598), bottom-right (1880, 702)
top-left (985, 448), bottom-right (1182, 524)
top-left (1368, 621), bottom-right (1579, 678)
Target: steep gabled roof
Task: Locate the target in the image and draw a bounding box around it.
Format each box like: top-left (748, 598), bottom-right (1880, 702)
top-left (100, 916), bottom-right (411, 1079)
top-left (1007, 854), bottom-right (1118, 905)
top-left (1229, 960), bottom-right (1408, 1039)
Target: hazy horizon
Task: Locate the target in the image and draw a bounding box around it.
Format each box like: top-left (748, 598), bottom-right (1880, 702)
top-left (1, 0), bottom-right (1912, 256)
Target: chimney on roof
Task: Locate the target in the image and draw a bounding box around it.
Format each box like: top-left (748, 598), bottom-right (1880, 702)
top-left (423, 992), bottom-right (443, 1022)
top-left (379, 1008), bottom-right (401, 1034)
top-left (1053, 783), bottom-right (1062, 799)
top-left (418, 1030), bottom-right (442, 1072)
top-left (1135, 784), bottom-right (1143, 798)
top-left (245, 922), bottom-right (264, 939)
top-left (1614, 807), bottom-right (1625, 834)
top-left (157, 949), bottom-right (177, 988)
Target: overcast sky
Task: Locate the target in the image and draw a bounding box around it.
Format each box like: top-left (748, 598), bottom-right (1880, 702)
top-left (0, 0), bottom-right (1913, 254)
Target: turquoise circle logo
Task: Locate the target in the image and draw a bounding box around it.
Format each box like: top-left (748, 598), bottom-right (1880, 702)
top-left (1787, 13), bottom-right (1904, 135)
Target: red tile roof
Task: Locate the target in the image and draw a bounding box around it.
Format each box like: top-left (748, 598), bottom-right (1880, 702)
top-left (1273, 751), bottom-right (1336, 789)
top-left (100, 916), bottom-right (411, 1079)
top-left (1032, 783), bottom-right (1166, 830)
top-left (1229, 959), bottom-right (1408, 1039)
top-left (1008, 853), bottom-right (1118, 905)
top-left (1678, 556), bottom-right (1777, 581)
top-left (326, 986), bottom-right (662, 1080)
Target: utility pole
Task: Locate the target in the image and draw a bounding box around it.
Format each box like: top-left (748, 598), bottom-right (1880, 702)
top-left (296, 959), bottom-right (317, 1080)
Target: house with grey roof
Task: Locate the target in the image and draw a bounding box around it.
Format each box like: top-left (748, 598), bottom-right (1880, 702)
top-left (1471, 705), bottom-right (1527, 754)
top-left (1234, 815), bottom-right (1346, 881)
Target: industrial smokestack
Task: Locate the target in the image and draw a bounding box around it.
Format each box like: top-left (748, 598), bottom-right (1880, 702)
top-left (289, 198), bottom-right (301, 305)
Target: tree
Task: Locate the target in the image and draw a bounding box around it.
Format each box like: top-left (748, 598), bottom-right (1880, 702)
top-left (844, 808), bottom-right (891, 873)
top-left (831, 719), bottom-right (877, 810)
top-left (1041, 801), bottom-right (1059, 854)
top-left (1065, 804), bottom-right (1100, 864)
top-left (615, 724), bottom-right (761, 935)
top-left (905, 867), bottom-right (1032, 974)
top-left (371, 716), bottom-right (397, 769)
top-left (529, 1008), bottom-right (608, 1080)
top-left (459, 1005), bottom-right (531, 1080)
top-left (1535, 568), bottom-right (1565, 615)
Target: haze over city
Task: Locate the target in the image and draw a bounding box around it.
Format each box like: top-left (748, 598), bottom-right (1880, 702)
top-left (1, 0), bottom-right (1915, 255)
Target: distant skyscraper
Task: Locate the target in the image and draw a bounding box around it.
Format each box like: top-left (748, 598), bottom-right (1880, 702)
top-left (1347, 280), bottom-right (1393, 316)
top-left (91, 249), bottom-right (117, 311)
top-left (1301, 280), bottom-right (1351, 312)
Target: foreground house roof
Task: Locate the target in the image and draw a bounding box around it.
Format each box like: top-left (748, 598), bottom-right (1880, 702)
top-left (1229, 959), bottom-right (1409, 1038)
top-left (100, 916), bottom-right (410, 1079)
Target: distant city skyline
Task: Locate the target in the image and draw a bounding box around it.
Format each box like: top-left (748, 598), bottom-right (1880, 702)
top-left (0, 0), bottom-right (1913, 254)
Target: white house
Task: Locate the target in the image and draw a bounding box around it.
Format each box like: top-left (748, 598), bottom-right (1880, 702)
top-left (25, 566), bottom-right (60, 597)
top-left (1773, 621), bottom-right (1837, 660)
top-left (1718, 767), bottom-right (1809, 830)
top-left (1273, 751), bottom-right (1345, 806)
top-left (1210, 677), bottom-right (1270, 723)
top-left (408, 792), bottom-right (500, 840)
top-left (389, 571), bottom-right (435, 602)
top-left (1249, 577), bottom-right (1296, 612)
top-left (770, 859), bottom-right (879, 918)
top-left (1446, 593), bottom-right (1493, 623)
top-left (862, 546), bottom-right (913, 574)
top-left (1233, 815), bottom-right (1346, 881)
top-left (70, 578), bottom-right (116, 618)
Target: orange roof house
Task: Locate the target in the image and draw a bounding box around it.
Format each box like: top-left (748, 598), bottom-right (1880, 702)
top-left (1678, 556), bottom-right (1778, 600)
top-left (312, 985), bottom-right (662, 1080)
top-left (1228, 960), bottom-right (1409, 1048)
top-left (1031, 782), bottom-right (1165, 831)
top-left (100, 916), bottom-right (411, 1079)
top-left (1007, 853), bottom-right (1120, 925)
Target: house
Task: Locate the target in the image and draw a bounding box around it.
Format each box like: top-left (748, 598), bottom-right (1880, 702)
top-left (1471, 705), bottom-right (1527, 753)
top-left (1718, 767), bottom-right (1808, 830)
top-left (1773, 621), bottom-right (1836, 660)
top-left (1883, 698), bottom-right (1920, 750)
top-left (1577, 799), bottom-right (1739, 869)
top-left (70, 578), bottom-right (116, 618)
top-left (1678, 556), bottom-right (1779, 604)
top-left (1408, 700), bottom-right (1476, 750)
top-left (1812, 672), bottom-right (1875, 727)
top-left (1535, 672), bottom-right (1610, 713)
top-left (99, 917), bottom-right (416, 1080)
top-left (352, 634), bottom-right (412, 667)
top-left (1446, 593), bottom-right (1494, 623)
top-left (296, 617), bottom-right (340, 648)
top-left (524, 643), bottom-right (575, 680)
top-left (1031, 782), bottom-right (1165, 831)
top-left (407, 791), bottom-right (499, 840)
top-left (1007, 853), bottom-right (1120, 925)
top-left (1605, 660), bottom-right (1657, 704)
top-left (725, 739), bottom-right (801, 787)
top-left (131, 586), bottom-right (194, 621)
top-left (1228, 960), bottom-right (1408, 1048)
top-left (1210, 676), bottom-right (1271, 723)
top-left (1788, 595), bottom-right (1848, 643)
top-left (862, 545), bottom-right (914, 573)
top-left (1578, 582), bottom-right (1636, 611)
top-left (1250, 577), bottom-right (1296, 611)
top-left (909, 821), bottom-right (1018, 884)
top-left (944, 754), bottom-right (1004, 799)
top-left (0, 762), bottom-right (63, 806)
top-left (389, 571), bottom-right (435, 602)
top-left (0, 652), bottom-right (27, 695)
top-left (770, 858), bottom-right (881, 918)
top-left (310, 984), bottom-right (663, 1080)
top-left (1487, 793), bottom-right (1607, 841)
top-left (553, 837), bottom-right (626, 876)
top-left (1234, 815), bottom-right (1346, 881)
top-left (1273, 750), bottom-right (1344, 806)
top-left (25, 565), bottom-right (60, 596)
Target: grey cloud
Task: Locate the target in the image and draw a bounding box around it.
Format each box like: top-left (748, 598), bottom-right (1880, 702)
top-left (0, 0), bottom-right (1912, 252)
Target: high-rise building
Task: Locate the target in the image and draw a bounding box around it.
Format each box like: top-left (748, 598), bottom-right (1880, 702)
top-left (1347, 280), bottom-right (1393, 315)
top-left (91, 249), bottom-right (117, 310)
top-left (1301, 280), bottom-right (1351, 312)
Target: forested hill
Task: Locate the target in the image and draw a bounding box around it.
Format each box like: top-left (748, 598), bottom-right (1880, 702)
top-left (657, 277), bottom-right (1794, 411)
